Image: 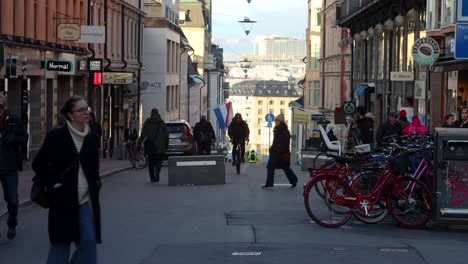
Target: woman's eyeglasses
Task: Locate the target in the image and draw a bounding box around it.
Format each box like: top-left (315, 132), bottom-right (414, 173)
top-left (72, 107), bottom-right (90, 114)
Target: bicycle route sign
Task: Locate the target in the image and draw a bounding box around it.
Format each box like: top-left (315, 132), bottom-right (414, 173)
top-left (265, 113), bottom-right (275, 122)
top-left (342, 101), bottom-right (356, 115)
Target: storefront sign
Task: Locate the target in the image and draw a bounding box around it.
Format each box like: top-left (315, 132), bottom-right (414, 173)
top-left (77, 26), bottom-right (106, 44)
top-left (102, 72), bottom-right (133, 84)
top-left (57, 24), bottom-right (81, 41)
top-left (455, 23), bottom-right (468, 59)
top-left (412, 38), bottom-right (440, 65)
top-left (88, 58), bottom-right (103, 72)
top-left (45, 60), bottom-right (72, 72)
top-left (390, 72), bottom-right (414, 81)
top-left (293, 108), bottom-right (309, 125)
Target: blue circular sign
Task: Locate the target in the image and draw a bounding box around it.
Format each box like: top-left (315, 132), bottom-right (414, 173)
top-left (267, 122), bottom-right (272, 128)
top-left (265, 113), bottom-right (275, 122)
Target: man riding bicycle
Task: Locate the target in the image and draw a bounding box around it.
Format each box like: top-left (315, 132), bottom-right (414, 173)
top-left (228, 113), bottom-right (250, 166)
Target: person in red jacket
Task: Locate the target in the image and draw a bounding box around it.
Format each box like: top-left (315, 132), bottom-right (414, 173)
top-left (402, 116), bottom-right (428, 136)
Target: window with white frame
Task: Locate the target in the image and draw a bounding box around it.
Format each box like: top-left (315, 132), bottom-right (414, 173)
top-left (441, 0), bottom-right (454, 27)
top-left (427, 0), bottom-right (435, 30)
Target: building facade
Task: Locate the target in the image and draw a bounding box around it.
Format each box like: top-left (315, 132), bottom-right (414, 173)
top-left (229, 80), bottom-right (300, 156)
top-left (305, 0), bottom-right (322, 115)
top-left (254, 36), bottom-right (306, 58)
top-left (142, 0), bottom-right (183, 124)
top-left (426, 0), bottom-right (468, 127)
top-left (337, 0), bottom-right (427, 127)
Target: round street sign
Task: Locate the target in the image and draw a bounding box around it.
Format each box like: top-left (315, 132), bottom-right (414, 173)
top-left (342, 101), bottom-right (356, 115)
top-left (265, 113), bottom-right (275, 122)
top-left (412, 37), bottom-right (440, 65)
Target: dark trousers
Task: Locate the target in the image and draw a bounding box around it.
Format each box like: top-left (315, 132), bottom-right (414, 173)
top-left (265, 167), bottom-right (298, 187)
top-left (147, 154), bottom-right (163, 181)
top-left (197, 142), bottom-right (211, 155)
top-left (0, 171), bottom-right (18, 228)
top-left (232, 140), bottom-right (246, 163)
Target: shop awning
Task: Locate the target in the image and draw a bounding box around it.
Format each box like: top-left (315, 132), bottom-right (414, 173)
top-left (433, 57), bottom-right (468, 72)
top-left (355, 83), bottom-right (375, 96)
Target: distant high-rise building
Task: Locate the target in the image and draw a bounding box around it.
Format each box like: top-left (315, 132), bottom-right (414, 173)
top-left (254, 36), bottom-right (306, 58)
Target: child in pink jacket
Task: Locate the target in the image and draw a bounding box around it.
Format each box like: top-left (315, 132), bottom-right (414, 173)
top-left (402, 116), bottom-right (428, 136)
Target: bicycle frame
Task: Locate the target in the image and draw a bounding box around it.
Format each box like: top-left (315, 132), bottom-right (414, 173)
top-left (321, 162), bottom-right (398, 216)
top-left (411, 156), bottom-right (433, 191)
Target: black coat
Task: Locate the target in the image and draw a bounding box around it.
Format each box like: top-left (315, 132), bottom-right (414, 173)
top-left (376, 121), bottom-right (403, 146)
top-left (0, 112), bottom-right (28, 171)
top-left (267, 123), bottom-right (290, 170)
top-left (228, 119), bottom-right (250, 140)
top-left (453, 120), bottom-right (468, 128)
top-left (137, 115), bottom-right (169, 155)
top-left (356, 117), bottom-right (374, 144)
top-left (193, 120), bottom-right (215, 143)
top-left (32, 126), bottom-right (102, 244)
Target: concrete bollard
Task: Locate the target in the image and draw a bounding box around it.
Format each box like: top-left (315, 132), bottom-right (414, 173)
top-left (168, 155), bottom-right (226, 186)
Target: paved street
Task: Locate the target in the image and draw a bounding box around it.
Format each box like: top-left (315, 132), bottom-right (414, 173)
top-left (1, 161), bottom-right (468, 264)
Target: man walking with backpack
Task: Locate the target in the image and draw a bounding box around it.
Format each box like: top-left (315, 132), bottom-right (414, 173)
top-left (193, 115), bottom-right (216, 155)
top-left (137, 108), bottom-right (169, 183)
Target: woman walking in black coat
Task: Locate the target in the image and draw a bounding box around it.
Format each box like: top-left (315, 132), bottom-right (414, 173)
top-left (32, 95), bottom-right (102, 264)
top-left (262, 114), bottom-right (298, 189)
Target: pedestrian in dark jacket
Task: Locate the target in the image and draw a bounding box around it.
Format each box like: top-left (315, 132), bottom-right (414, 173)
top-left (0, 93), bottom-right (28, 240)
top-left (262, 114), bottom-right (298, 189)
top-left (454, 107), bottom-right (468, 128)
top-left (441, 113), bottom-right (455, 127)
top-left (356, 107), bottom-right (374, 145)
top-left (137, 108), bottom-right (169, 182)
top-left (228, 113), bottom-right (250, 165)
top-left (193, 115), bottom-right (216, 155)
top-left (376, 112), bottom-right (403, 147)
top-left (32, 95), bottom-right (102, 264)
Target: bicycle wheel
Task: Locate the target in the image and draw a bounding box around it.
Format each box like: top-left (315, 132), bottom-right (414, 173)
top-left (304, 175), bottom-right (353, 228)
top-left (128, 152), bottom-right (137, 169)
top-left (313, 152), bottom-right (334, 169)
top-left (135, 152), bottom-right (147, 169)
top-left (350, 171), bottom-right (389, 224)
top-left (387, 177), bottom-right (432, 229)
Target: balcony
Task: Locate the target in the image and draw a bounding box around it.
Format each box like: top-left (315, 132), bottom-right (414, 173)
top-left (337, 0), bottom-right (395, 27)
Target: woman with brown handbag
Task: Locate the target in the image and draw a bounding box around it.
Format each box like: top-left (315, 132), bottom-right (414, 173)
top-left (262, 114), bottom-right (298, 189)
top-left (32, 95), bottom-right (102, 264)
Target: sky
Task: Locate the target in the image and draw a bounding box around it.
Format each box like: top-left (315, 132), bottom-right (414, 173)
top-left (212, 0), bottom-right (308, 57)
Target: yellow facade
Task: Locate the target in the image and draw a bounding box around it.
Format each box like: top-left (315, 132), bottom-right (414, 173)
top-left (229, 95), bottom-right (300, 156)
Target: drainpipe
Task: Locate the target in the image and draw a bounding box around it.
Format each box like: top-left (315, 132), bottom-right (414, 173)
top-left (104, 0), bottom-right (111, 70)
top-left (321, 6), bottom-right (326, 113)
top-left (121, 4), bottom-right (127, 69)
top-left (137, 0), bottom-right (143, 130)
top-left (87, 0), bottom-right (96, 106)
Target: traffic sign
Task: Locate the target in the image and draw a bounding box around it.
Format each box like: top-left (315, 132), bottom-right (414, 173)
top-left (265, 113), bottom-right (275, 122)
top-left (455, 23), bottom-right (468, 59)
top-left (342, 101), bottom-right (356, 115)
top-left (267, 122), bottom-right (272, 128)
top-left (457, 0), bottom-right (468, 22)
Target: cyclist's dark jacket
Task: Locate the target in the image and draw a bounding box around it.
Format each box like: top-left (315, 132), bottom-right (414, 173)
top-left (356, 117), bottom-right (374, 144)
top-left (376, 120), bottom-right (402, 147)
top-left (228, 119), bottom-right (249, 141)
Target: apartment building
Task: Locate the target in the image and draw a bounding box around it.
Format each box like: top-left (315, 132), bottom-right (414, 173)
top-left (337, 0), bottom-right (427, 126)
top-left (142, 0), bottom-right (184, 123)
top-left (426, 0), bottom-right (468, 127)
top-left (305, 0), bottom-right (322, 115)
top-left (254, 36), bottom-right (306, 58)
top-left (0, 0), bottom-right (144, 159)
